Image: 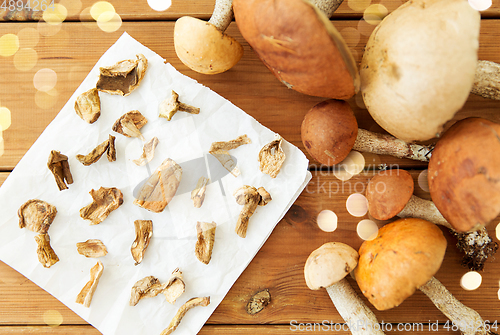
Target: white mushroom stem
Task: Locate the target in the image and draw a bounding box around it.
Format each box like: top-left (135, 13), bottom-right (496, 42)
top-left (420, 277), bottom-right (494, 335)
top-left (352, 128), bottom-right (433, 162)
top-left (397, 195), bottom-right (451, 228)
top-left (310, 0), bottom-right (344, 18)
top-left (208, 0), bottom-right (234, 32)
top-left (471, 60), bottom-right (500, 100)
top-left (326, 278), bottom-right (385, 335)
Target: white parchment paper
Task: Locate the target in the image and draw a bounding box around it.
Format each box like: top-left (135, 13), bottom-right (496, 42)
top-left (0, 33), bottom-right (311, 335)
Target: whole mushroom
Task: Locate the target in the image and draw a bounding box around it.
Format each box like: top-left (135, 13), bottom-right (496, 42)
top-left (174, 0), bottom-right (243, 74)
top-left (304, 242), bottom-right (385, 335)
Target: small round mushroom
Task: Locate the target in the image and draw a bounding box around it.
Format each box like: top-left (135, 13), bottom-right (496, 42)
top-left (366, 169), bottom-right (498, 271)
top-left (305, 242), bottom-right (385, 335)
top-left (174, 0), bottom-right (243, 74)
top-left (428, 118), bottom-right (500, 232)
top-left (234, 0), bottom-right (359, 99)
top-left (301, 100), bottom-right (433, 165)
top-left (355, 218), bottom-right (495, 335)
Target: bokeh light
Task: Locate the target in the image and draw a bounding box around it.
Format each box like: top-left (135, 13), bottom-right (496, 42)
top-left (17, 28), bottom-right (39, 49)
top-left (341, 151), bottom-right (365, 176)
top-left (496, 223), bottom-right (500, 240)
top-left (148, 0), bottom-right (172, 11)
top-left (317, 210), bottom-right (338, 232)
top-left (333, 167), bottom-right (353, 181)
top-left (358, 18), bottom-right (377, 37)
top-left (468, 0), bottom-right (492, 10)
top-left (14, 48), bottom-right (38, 71)
top-left (37, 20), bottom-right (62, 36)
top-left (80, 7), bottom-right (97, 29)
top-left (34, 68), bottom-right (57, 92)
top-left (90, 1), bottom-right (115, 21)
top-left (418, 169), bottom-right (429, 192)
top-left (460, 271), bottom-right (482, 291)
top-left (97, 12), bottom-right (122, 32)
top-left (348, 0), bottom-right (371, 12)
top-left (357, 219), bottom-right (379, 240)
top-left (340, 27), bottom-right (361, 46)
top-left (59, 0), bottom-right (83, 16)
top-left (43, 4), bottom-right (68, 25)
top-left (0, 34), bottom-right (20, 57)
top-left (35, 90), bottom-right (59, 109)
top-left (0, 107), bottom-right (12, 131)
top-left (43, 309), bottom-right (63, 327)
top-left (346, 193), bottom-right (368, 217)
top-left (364, 4), bottom-right (389, 25)
top-left (0, 129), bottom-right (4, 157)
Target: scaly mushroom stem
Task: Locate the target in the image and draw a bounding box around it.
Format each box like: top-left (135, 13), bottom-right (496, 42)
top-left (310, 0), bottom-right (344, 18)
top-left (420, 277), bottom-right (497, 335)
top-left (208, 0), bottom-right (234, 31)
top-left (472, 60), bottom-right (500, 100)
top-left (352, 128), bottom-right (433, 162)
top-left (326, 278), bottom-right (385, 335)
top-left (397, 195), bottom-right (498, 271)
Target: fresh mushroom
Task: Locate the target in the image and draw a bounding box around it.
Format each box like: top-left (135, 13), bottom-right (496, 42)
top-left (174, 0), bottom-right (243, 74)
top-left (355, 218), bottom-right (495, 335)
top-left (233, 185), bottom-right (271, 238)
top-left (301, 100), bottom-right (432, 165)
top-left (234, 0), bottom-right (358, 99)
top-left (304, 242), bottom-right (385, 335)
top-left (428, 118), bottom-right (500, 233)
top-left (366, 169), bottom-right (498, 271)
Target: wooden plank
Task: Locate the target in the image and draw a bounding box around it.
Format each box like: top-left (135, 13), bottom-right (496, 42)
top-left (0, 171), bottom-right (499, 330)
top-left (1, 21), bottom-right (500, 171)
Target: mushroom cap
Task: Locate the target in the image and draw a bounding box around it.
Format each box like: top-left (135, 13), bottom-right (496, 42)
top-left (354, 218), bottom-right (447, 311)
top-left (360, 0), bottom-right (480, 142)
top-left (174, 16), bottom-right (243, 75)
top-left (301, 100), bottom-right (358, 166)
top-left (428, 118), bottom-right (500, 232)
top-left (366, 169), bottom-right (414, 220)
top-left (304, 242), bottom-right (358, 290)
top-left (233, 0), bottom-right (359, 99)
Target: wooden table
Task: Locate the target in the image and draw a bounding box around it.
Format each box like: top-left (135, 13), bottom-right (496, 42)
top-left (1, 1), bottom-right (500, 334)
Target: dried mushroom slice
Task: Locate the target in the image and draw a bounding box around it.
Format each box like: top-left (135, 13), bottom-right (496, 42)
top-left (195, 221), bottom-right (216, 265)
top-left (74, 88), bottom-right (101, 123)
top-left (18, 199), bottom-right (57, 234)
top-left (234, 186), bottom-right (271, 238)
top-left (258, 135), bottom-right (286, 178)
top-left (131, 220), bottom-right (153, 265)
top-left (134, 158), bottom-right (182, 213)
top-left (191, 177), bottom-right (209, 208)
top-left (76, 260), bottom-right (104, 308)
top-left (159, 90), bottom-right (200, 121)
top-left (160, 297), bottom-right (210, 335)
top-left (246, 289), bottom-right (271, 315)
top-left (96, 54), bottom-right (148, 96)
top-left (48, 150), bottom-right (73, 191)
top-left (133, 137), bottom-right (159, 166)
top-left (77, 239), bottom-right (108, 258)
top-left (130, 275), bottom-right (168, 306)
top-left (112, 110), bottom-right (147, 141)
top-left (163, 268), bottom-right (185, 304)
top-left (76, 135), bottom-right (116, 165)
top-left (35, 233), bottom-right (59, 268)
top-left (209, 135), bottom-right (252, 177)
top-left (80, 187), bottom-right (124, 225)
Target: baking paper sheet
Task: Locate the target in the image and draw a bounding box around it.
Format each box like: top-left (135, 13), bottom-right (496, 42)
top-left (0, 33), bottom-right (311, 335)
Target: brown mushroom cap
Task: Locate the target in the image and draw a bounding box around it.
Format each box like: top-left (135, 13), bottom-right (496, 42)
top-left (366, 169), bottom-right (414, 220)
top-left (304, 242), bottom-right (358, 290)
top-left (354, 218), bottom-right (447, 311)
top-left (428, 117), bottom-right (500, 232)
top-left (174, 16), bottom-right (243, 75)
top-left (301, 100), bottom-right (358, 166)
top-left (233, 0), bottom-right (359, 99)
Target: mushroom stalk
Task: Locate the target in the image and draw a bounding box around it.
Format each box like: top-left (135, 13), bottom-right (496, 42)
top-left (208, 0), bottom-right (234, 32)
top-left (352, 128), bottom-right (432, 162)
top-left (397, 195), bottom-right (451, 228)
top-left (326, 279), bottom-right (385, 335)
top-left (310, 0), bottom-right (344, 18)
top-left (419, 277), bottom-right (496, 335)
top-left (471, 60), bottom-right (500, 100)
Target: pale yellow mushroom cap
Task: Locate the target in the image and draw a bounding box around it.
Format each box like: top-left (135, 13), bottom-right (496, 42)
top-left (174, 16), bottom-right (243, 75)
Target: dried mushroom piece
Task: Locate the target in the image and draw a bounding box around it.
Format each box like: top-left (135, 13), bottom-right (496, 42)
top-left (195, 221), bottom-right (216, 265)
top-left (76, 260), bottom-right (104, 308)
top-left (209, 135), bottom-right (252, 177)
top-left (159, 90), bottom-right (200, 121)
top-left (130, 275), bottom-right (168, 306)
top-left (163, 268), bottom-right (185, 304)
top-left (246, 289), bottom-right (271, 315)
top-left (74, 88), bottom-right (101, 123)
top-left (76, 135), bottom-right (116, 165)
top-left (160, 297), bottom-right (210, 335)
top-left (134, 158), bottom-right (182, 213)
top-left (234, 186), bottom-right (272, 238)
top-left (48, 150), bottom-right (73, 191)
top-left (35, 233), bottom-right (59, 268)
top-left (80, 187), bottom-right (124, 225)
top-left (133, 137), bottom-right (159, 166)
top-left (18, 199), bottom-right (57, 234)
top-left (131, 220), bottom-right (153, 265)
top-left (112, 110), bottom-right (147, 141)
top-left (258, 135), bottom-right (286, 178)
top-left (77, 239), bottom-right (108, 258)
top-left (191, 177), bottom-right (209, 208)
top-left (96, 54), bottom-right (148, 96)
